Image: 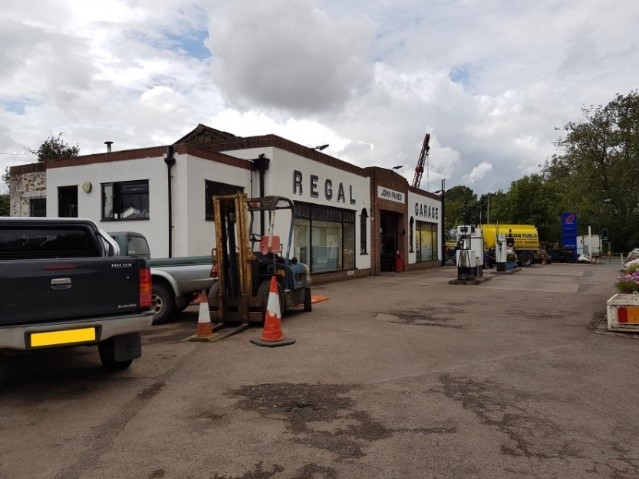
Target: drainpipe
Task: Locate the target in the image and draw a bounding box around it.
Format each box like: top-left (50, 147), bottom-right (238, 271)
top-left (251, 154), bottom-right (270, 235)
top-left (164, 146), bottom-right (176, 258)
top-left (440, 179), bottom-right (446, 266)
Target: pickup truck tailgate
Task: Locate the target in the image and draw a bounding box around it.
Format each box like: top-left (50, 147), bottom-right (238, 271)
top-left (0, 257), bottom-right (147, 326)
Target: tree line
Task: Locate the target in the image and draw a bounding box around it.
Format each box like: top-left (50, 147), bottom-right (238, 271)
top-left (444, 90), bottom-right (639, 253)
top-left (2, 92), bottom-right (638, 253)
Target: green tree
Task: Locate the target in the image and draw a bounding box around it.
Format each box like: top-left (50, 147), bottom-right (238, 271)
top-left (544, 90), bottom-right (639, 251)
top-left (29, 132), bottom-right (79, 162)
top-left (478, 190), bottom-right (507, 224)
top-left (0, 194), bottom-right (8, 216)
top-left (2, 166), bottom-right (11, 216)
top-left (470, 176), bottom-right (563, 246)
top-left (444, 185), bottom-right (477, 230)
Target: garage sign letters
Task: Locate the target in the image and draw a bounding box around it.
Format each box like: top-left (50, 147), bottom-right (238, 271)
top-left (414, 202), bottom-right (439, 221)
top-left (292, 170), bottom-right (356, 204)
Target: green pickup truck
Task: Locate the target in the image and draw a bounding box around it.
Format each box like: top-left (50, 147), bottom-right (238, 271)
top-left (108, 232), bottom-right (214, 324)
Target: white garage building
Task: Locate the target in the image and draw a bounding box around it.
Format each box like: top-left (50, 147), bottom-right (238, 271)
top-left (9, 124), bottom-right (443, 283)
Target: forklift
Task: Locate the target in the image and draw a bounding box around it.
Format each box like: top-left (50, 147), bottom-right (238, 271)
top-left (207, 194), bottom-right (312, 332)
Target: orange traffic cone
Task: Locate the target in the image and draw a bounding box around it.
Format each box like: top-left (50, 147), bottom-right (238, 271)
top-left (250, 276), bottom-right (295, 347)
top-left (195, 289), bottom-right (212, 338)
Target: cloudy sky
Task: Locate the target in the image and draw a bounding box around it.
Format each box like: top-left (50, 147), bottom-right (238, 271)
top-left (1, 0), bottom-right (637, 195)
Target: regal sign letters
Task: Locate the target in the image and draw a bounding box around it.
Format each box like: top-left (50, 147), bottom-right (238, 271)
top-left (292, 170), bottom-right (356, 204)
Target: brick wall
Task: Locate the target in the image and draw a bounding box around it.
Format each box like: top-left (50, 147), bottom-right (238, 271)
top-left (8, 163), bottom-right (46, 217)
top-left (366, 166), bottom-right (410, 275)
top-left (310, 268), bottom-right (371, 285)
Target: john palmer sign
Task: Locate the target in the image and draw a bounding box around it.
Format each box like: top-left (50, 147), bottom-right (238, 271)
top-left (377, 186), bottom-right (404, 204)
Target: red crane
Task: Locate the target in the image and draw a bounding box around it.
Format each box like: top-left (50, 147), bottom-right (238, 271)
top-left (412, 133), bottom-right (431, 188)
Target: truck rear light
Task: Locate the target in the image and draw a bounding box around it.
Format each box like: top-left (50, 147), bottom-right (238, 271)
top-left (139, 267), bottom-right (152, 309)
top-left (210, 263), bottom-right (219, 279)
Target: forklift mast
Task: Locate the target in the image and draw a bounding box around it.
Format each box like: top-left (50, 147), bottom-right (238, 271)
top-left (210, 193), bottom-right (312, 326)
top-left (213, 194), bottom-right (254, 299)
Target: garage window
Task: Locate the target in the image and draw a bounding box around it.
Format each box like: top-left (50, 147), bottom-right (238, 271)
top-left (205, 180), bottom-right (244, 220)
top-left (415, 221), bottom-right (438, 262)
top-left (102, 180), bottom-right (149, 221)
top-left (294, 202), bottom-right (356, 273)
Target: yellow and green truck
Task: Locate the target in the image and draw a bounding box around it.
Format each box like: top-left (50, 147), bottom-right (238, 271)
top-left (481, 224), bottom-right (541, 267)
top-left (448, 224), bottom-right (542, 267)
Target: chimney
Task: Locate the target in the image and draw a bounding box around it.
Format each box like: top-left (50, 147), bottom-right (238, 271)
top-left (105, 141), bottom-right (113, 153)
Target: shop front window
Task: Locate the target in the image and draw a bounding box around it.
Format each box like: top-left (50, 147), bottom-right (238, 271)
top-left (416, 221), bottom-right (438, 262)
top-left (343, 223), bottom-right (355, 269)
top-left (293, 219), bottom-right (310, 265)
top-left (312, 220), bottom-right (341, 273)
top-left (294, 202), bottom-right (356, 273)
top-left (409, 217), bottom-right (414, 253)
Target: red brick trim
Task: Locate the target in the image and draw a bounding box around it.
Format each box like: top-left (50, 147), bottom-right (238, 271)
top-left (201, 135), bottom-right (368, 177)
top-left (310, 268), bottom-right (371, 285)
top-left (9, 162), bottom-right (46, 175)
top-left (176, 144), bottom-right (253, 170)
top-left (38, 144), bottom-right (251, 171)
top-left (408, 185), bottom-right (441, 199)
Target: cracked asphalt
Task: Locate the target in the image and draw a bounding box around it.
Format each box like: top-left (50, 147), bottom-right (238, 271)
top-left (1, 262), bottom-right (638, 479)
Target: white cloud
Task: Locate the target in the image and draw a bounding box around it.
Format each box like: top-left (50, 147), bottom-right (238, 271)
top-left (207, 109), bottom-right (352, 153)
top-left (2, 0), bottom-right (639, 197)
top-left (462, 162), bottom-right (493, 186)
top-left (207, 0), bottom-right (375, 114)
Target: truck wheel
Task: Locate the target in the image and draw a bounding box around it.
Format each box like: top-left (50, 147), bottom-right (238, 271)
top-left (98, 339), bottom-right (133, 371)
top-left (519, 252), bottom-right (534, 267)
top-left (257, 280), bottom-right (285, 322)
top-left (152, 283), bottom-right (176, 325)
top-left (303, 288), bottom-right (312, 312)
top-left (175, 294), bottom-right (193, 313)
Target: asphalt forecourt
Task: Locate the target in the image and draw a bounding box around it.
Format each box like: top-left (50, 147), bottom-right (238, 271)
top-left (1, 262), bottom-right (638, 479)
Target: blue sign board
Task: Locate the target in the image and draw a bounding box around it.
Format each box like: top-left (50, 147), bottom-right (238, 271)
top-left (561, 212), bottom-right (578, 250)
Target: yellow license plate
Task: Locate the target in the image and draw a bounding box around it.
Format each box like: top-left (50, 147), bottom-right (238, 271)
top-left (30, 327), bottom-right (97, 348)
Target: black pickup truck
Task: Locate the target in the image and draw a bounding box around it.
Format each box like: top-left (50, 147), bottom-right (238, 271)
top-left (0, 218), bottom-right (154, 370)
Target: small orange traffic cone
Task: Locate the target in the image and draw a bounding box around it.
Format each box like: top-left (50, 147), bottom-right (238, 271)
top-left (195, 289), bottom-right (212, 337)
top-left (250, 276), bottom-right (295, 347)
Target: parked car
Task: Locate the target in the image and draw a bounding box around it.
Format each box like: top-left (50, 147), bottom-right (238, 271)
top-left (546, 248), bottom-right (576, 263)
top-left (0, 218), bottom-right (153, 370)
top-left (108, 231), bottom-right (214, 324)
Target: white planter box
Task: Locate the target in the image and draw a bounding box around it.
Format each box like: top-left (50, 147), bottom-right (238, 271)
top-left (606, 293), bottom-right (639, 332)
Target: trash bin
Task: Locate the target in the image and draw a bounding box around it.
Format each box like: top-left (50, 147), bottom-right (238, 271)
top-left (394, 251), bottom-right (404, 272)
